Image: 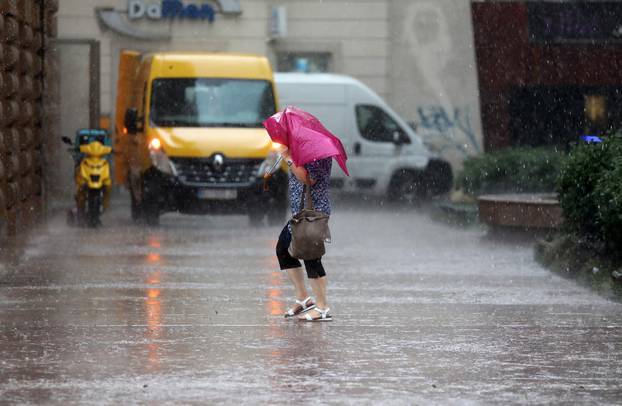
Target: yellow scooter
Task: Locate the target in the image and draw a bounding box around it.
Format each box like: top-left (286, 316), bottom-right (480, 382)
top-left (62, 129), bottom-right (112, 227)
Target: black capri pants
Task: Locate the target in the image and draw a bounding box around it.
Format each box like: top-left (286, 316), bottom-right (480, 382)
top-left (276, 224), bottom-right (326, 279)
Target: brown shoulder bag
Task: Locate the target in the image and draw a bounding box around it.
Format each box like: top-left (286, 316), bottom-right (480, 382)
top-left (288, 185), bottom-right (331, 260)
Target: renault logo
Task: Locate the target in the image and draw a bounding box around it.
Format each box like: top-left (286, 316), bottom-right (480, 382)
top-left (212, 154), bottom-right (225, 171)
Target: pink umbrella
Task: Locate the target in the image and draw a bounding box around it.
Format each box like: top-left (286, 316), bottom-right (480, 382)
top-left (263, 106), bottom-right (349, 176)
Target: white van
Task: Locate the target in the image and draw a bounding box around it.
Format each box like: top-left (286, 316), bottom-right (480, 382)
top-left (274, 73), bottom-right (452, 201)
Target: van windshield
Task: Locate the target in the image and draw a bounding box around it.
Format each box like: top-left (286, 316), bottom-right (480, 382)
top-left (150, 78), bottom-right (276, 128)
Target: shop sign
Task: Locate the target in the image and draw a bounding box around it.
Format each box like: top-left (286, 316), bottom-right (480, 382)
top-left (129, 0), bottom-right (216, 22)
top-left (96, 0), bottom-right (241, 40)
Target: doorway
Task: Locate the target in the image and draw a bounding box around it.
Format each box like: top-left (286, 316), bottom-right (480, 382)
top-left (50, 39), bottom-right (100, 204)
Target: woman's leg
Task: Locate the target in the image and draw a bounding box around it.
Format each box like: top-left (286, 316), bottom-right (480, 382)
top-left (300, 260), bottom-right (329, 319)
top-left (286, 267), bottom-right (310, 301)
top-left (308, 276), bottom-right (328, 309)
top-left (276, 225), bottom-right (313, 308)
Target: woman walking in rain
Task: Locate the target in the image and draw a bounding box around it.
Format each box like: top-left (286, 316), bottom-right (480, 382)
top-left (263, 106), bottom-right (349, 322)
top-left (276, 149), bottom-right (332, 321)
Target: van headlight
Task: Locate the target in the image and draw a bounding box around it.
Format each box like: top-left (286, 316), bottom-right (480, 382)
top-left (149, 139), bottom-right (176, 175)
top-left (150, 149), bottom-right (176, 175)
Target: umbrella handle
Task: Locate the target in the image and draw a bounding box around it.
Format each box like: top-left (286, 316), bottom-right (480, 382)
top-left (263, 154), bottom-right (284, 192)
top-left (267, 154), bottom-right (284, 176)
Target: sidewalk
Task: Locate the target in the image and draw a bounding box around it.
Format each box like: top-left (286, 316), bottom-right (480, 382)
top-left (1, 201), bottom-right (621, 404)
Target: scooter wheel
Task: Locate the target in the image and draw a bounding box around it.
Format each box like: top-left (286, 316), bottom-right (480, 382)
top-left (86, 188), bottom-right (102, 228)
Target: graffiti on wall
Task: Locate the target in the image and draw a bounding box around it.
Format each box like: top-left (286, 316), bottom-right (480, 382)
top-left (411, 105), bottom-right (481, 157)
top-left (401, 2), bottom-right (483, 164)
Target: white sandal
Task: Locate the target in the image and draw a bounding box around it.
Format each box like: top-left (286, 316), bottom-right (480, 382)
top-left (284, 296), bottom-right (316, 318)
top-left (300, 307), bottom-right (333, 322)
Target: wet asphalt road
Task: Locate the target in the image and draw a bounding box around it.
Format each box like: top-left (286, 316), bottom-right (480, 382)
top-left (1, 196), bottom-right (621, 405)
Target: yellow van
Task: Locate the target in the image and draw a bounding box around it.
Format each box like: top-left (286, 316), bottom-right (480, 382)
top-left (114, 51), bottom-right (287, 225)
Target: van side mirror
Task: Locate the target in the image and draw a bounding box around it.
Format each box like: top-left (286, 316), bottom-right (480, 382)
top-left (393, 130), bottom-right (411, 145)
top-left (124, 108), bottom-right (139, 135)
top-left (61, 136), bottom-right (73, 145)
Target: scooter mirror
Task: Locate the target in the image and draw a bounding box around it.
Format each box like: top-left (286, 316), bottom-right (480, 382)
top-left (61, 136), bottom-right (73, 145)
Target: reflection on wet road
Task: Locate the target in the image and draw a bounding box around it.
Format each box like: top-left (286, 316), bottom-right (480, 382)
top-left (1, 197), bottom-right (621, 404)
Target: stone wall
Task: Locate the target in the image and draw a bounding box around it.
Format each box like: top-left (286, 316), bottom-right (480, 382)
top-left (0, 0), bottom-right (59, 239)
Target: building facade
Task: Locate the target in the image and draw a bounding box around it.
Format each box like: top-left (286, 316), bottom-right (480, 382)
top-left (57, 0), bottom-right (484, 169)
top-left (472, 1), bottom-right (622, 150)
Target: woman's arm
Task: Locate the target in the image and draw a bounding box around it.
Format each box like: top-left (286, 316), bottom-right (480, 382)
top-left (281, 149), bottom-right (317, 186)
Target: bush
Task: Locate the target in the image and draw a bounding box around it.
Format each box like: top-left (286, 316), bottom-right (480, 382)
top-left (557, 141), bottom-right (612, 236)
top-left (557, 135), bottom-right (622, 251)
top-left (594, 156), bottom-right (622, 252)
top-left (457, 147), bottom-right (563, 195)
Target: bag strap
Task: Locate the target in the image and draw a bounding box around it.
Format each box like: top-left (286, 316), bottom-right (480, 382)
top-left (299, 184), bottom-right (315, 212)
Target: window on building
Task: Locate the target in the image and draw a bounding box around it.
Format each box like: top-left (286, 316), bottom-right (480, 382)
top-left (584, 95), bottom-right (607, 134)
top-left (356, 105), bottom-right (403, 143)
top-left (276, 52), bottom-right (332, 72)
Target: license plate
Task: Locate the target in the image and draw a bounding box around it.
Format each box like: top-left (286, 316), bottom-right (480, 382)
top-left (197, 189), bottom-right (238, 200)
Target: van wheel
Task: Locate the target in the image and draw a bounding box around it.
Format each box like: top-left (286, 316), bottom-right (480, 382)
top-left (249, 196), bottom-right (268, 227)
top-left (424, 159), bottom-right (454, 196)
top-left (143, 201), bottom-right (159, 226)
top-left (389, 170), bottom-right (423, 204)
top-left (142, 177), bottom-right (160, 227)
top-left (267, 201), bottom-right (287, 226)
top-left (267, 184), bottom-right (287, 226)
top-left (249, 209), bottom-right (265, 227)
top-left (130, 188), bottom-right (143, 222)
top-left (132, 174), bottom-right (160, 226)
